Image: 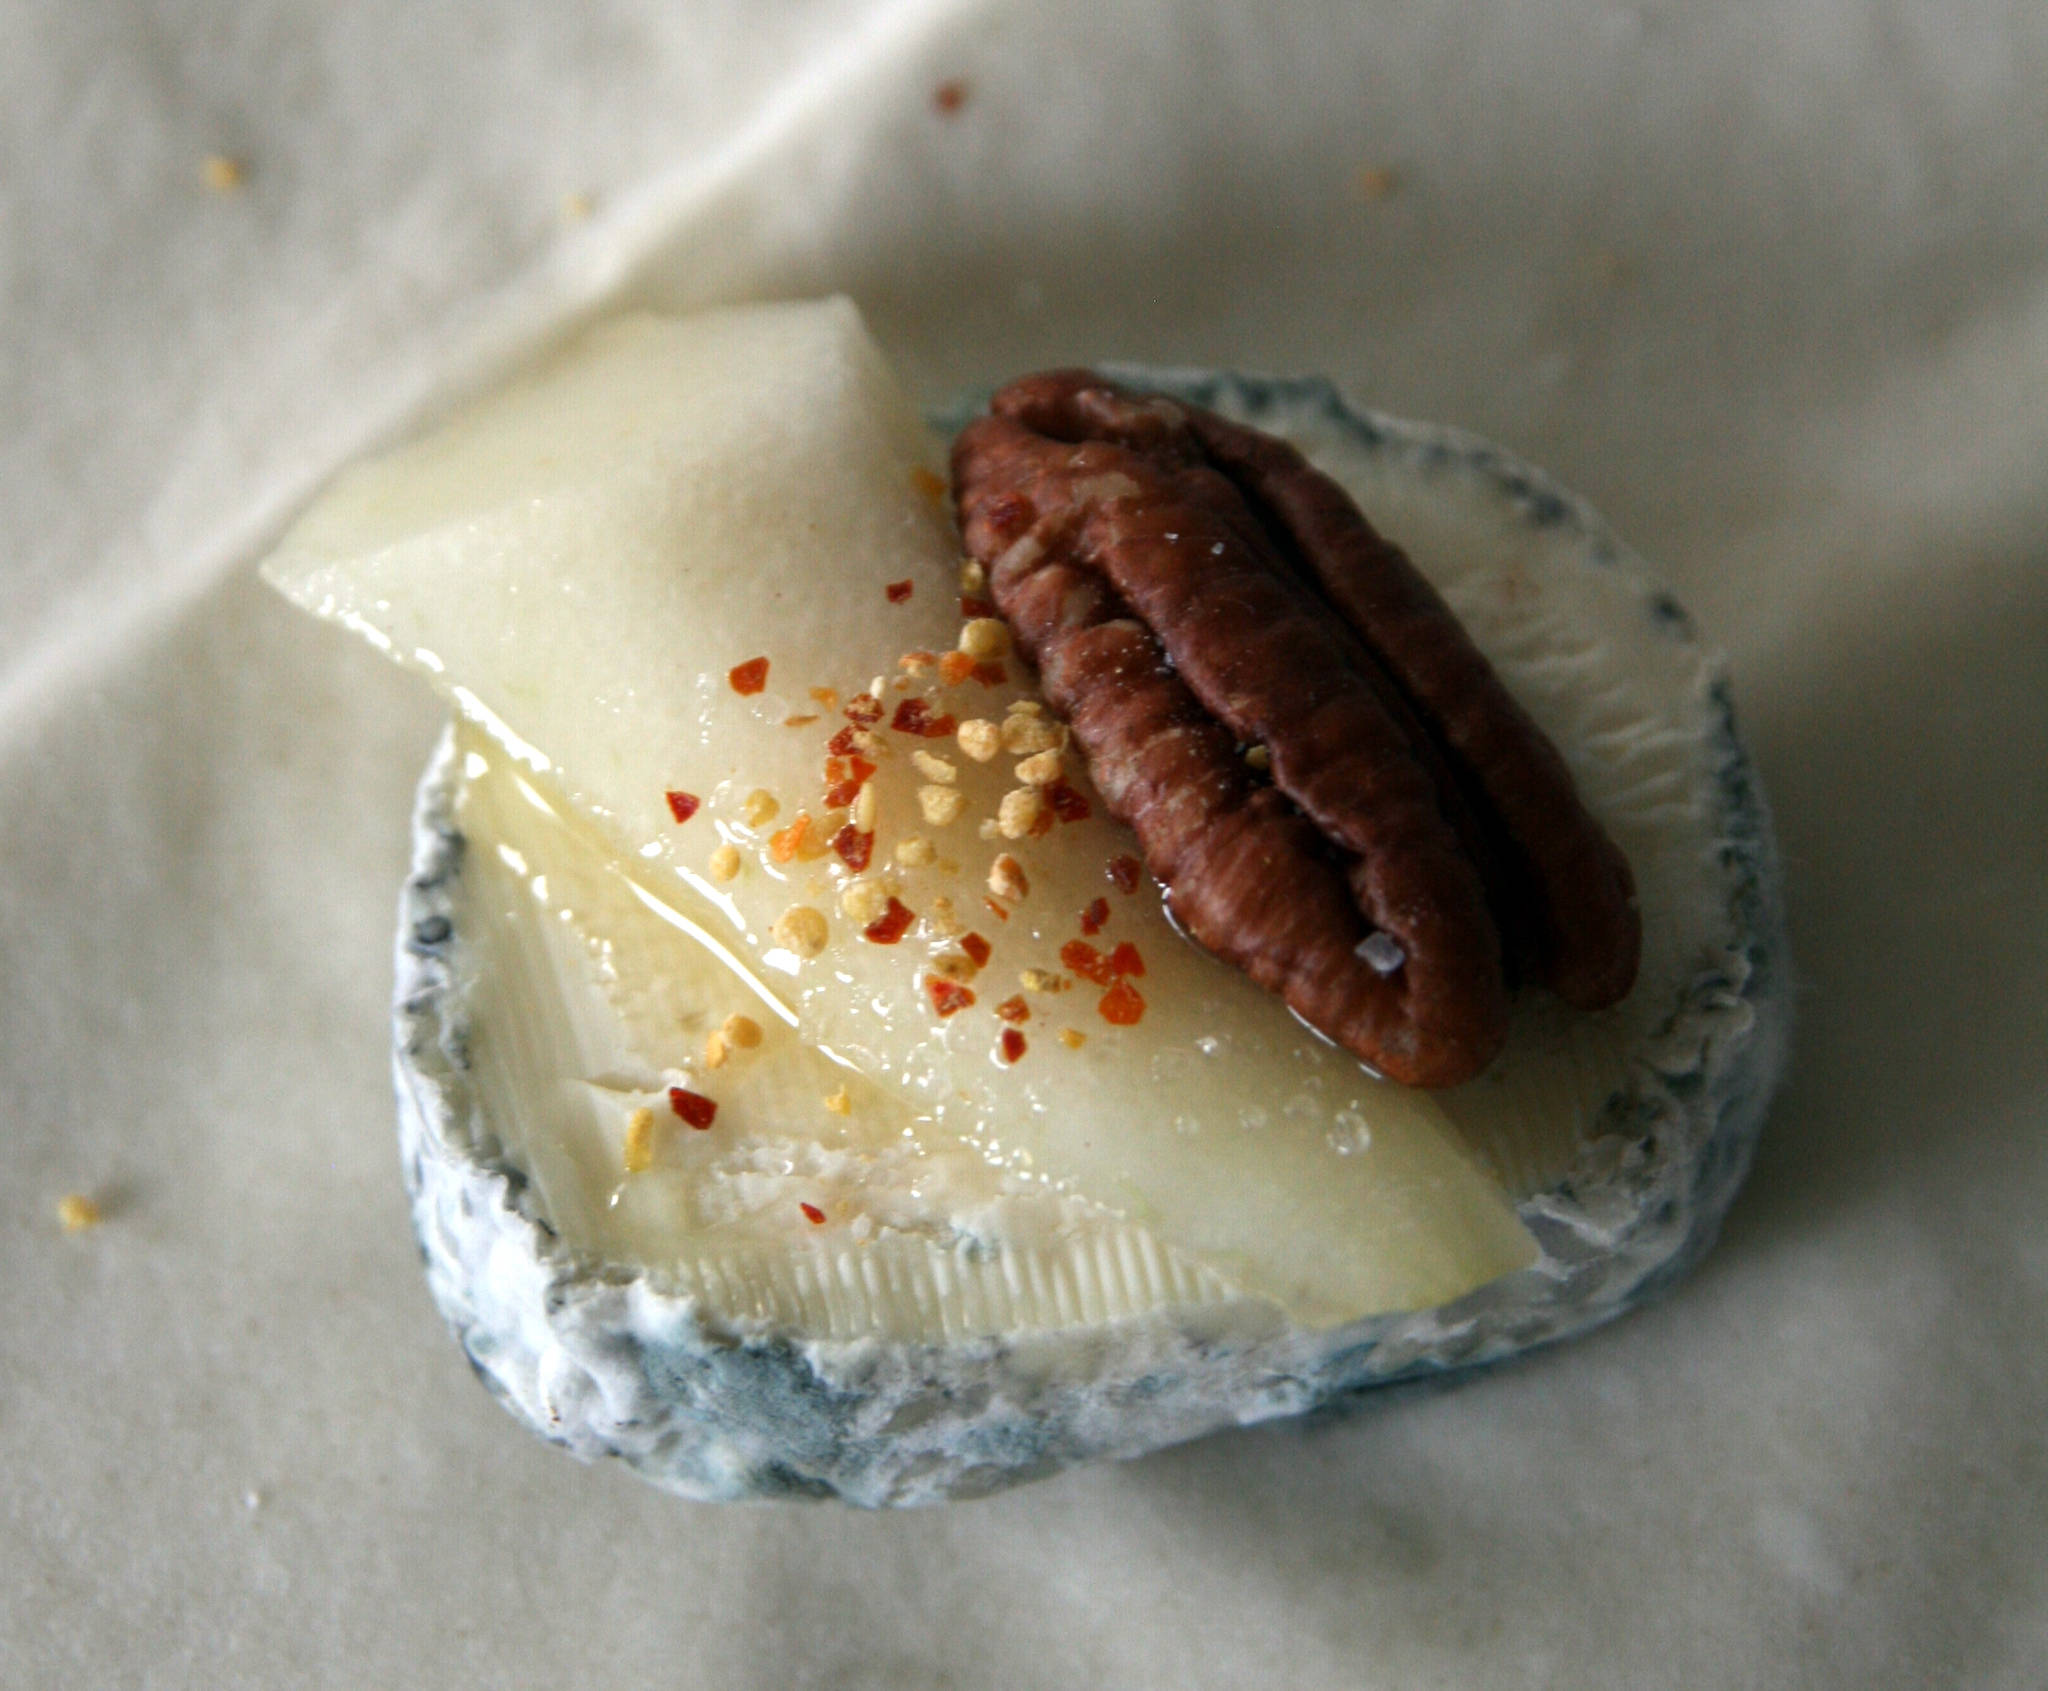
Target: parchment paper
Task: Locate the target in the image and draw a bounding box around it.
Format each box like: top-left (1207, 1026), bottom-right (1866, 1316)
top-left (5, 3), bottom-right (2044, 1685)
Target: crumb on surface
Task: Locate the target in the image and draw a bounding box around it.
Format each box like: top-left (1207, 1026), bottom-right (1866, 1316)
top-left (1057, 1027), bottom-right (1087, 1049)
top-left (57, 1193), bottom-right (101, 1232)
top-left (823, 1087), bottom-right (852, 1115)
top-left (200, 154), bottom-right (246, 193)
top-left (708, 841), bottom-right (742, 882)
top-left (741, 789), bottom-right (780, 829)
top-left (1353, 165), bottom-right (1398, 202)
top-left (561, 191), bottom-right (595, 222)
top-left (933, 78), bottom-right (968, 115)
top-left (895, 834), bottom-right (937, 867)
top-left (918, 784), bottom-right (966, 826)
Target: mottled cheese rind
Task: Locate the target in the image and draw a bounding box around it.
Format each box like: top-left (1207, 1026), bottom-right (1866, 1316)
top-left (390, 379), bottom-right (1789, 1505)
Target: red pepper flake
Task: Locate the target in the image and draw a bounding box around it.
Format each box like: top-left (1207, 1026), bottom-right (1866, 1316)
top-left (1060, 939), bottom-right (1116, 987)
top-left (960, 932), bottom-right (992, 969)
top-left (885, 579), bottom-right (915, 604)
top-left (1097, 978), bottom-right (1146, 1026)
top-left (927, 976), bottom-right (976, 1017)
top-left (960, 595), bottom-right (997, 620)
top-left (1108, 854), bottom-right (1143, 894)
top-left (1079, 897), bottom-right (1110, 936)
top-left (938, 650), bottom-right (977, 686)
top-left (832, 825), bottom-right (875, 873)
top-left (891, 697), bottom-right (958, 738)
top-left (994, 994), bottom-right (1030, 1025)
top-left (844, 693), bottom-right (884, 727)
top-left (769, 814), bottom-right (812, 864)
top-left (823, 754), bottom-right (877, 810)
top-left (668, 1087), bottom-right (718, 1129)
top-left (971, 660), bottom-right (1008, 687)
top-left (799, 1201), bottom-right (827, 1225)
top-left (999, 1027), bottom-right (1027, 1064)
top-left (1108, 940), bottom-right (1146, 978)
top-left (1046, 778), bottom-right (1092, 823)
top-left (933, 78), bottom-right (968, 116)
top-left (982, 896), bottom-right (1011, 922)
top-left (664, 790), bottom-right (700, 824)
top-left (826, 725), bottom-right (860, 756)
top-left (863, 897), bottom-right (916, 945)
top-left (729, 656), bottom-right (770, 696)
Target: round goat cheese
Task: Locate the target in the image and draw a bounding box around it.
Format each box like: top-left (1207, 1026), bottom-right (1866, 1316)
top-left (270, 303), bottom-right (1788, 1504)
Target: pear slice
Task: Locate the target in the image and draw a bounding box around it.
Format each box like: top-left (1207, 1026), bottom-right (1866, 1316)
top-left (263, 299), bottom-right (1538, 1327)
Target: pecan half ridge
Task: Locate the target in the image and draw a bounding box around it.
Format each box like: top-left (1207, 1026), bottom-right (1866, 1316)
top-left (950, 370), bottom-right (1640, 1089)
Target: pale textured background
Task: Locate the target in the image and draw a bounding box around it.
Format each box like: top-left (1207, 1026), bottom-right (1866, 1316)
top-left (5, 3), bottom-right (2046, 1685)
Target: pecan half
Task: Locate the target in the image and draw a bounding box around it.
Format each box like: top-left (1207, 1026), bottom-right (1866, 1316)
top-left (951, 370), bottom-right (1640, 1088)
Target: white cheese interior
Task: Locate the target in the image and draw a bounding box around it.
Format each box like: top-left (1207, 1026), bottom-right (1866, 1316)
top-left (264, 300), bottom-right (1732, 1334)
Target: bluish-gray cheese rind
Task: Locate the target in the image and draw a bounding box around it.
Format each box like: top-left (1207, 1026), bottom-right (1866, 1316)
top-left (391, 381), bottom-right (1791, 1507)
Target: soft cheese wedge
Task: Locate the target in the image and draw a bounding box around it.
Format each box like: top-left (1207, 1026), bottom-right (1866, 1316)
top-left (263, 300), bottom-right (1788, 1504)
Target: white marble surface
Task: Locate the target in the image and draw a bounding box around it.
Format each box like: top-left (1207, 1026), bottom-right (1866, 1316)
top-left (4, 3), bottom-right (2044, 1685)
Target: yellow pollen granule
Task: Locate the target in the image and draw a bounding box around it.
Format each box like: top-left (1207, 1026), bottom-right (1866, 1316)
top-left (1057, 1028), bottom-right (1087, 1050)
top-left (1014, 749), bottom-right (1062, 787)
top-left (57, 1193), bottom-right (101, 1232)
top-left (201, 154), bottom-right (246, 193)
top-left (622, 1108), bottom-right (658, 1174)
top-left (958, 618), bottom-right (1009, 659)
top-left (841, 878), bottom-right (897, 925)
top-left (823, 1088), bottom-right (852, 1115)
top-left (1000, 713), bottom-right (1061, 756)
top-left (772, 905), bottom-right (829, 958)
top-left (956, 719), bottom-right (1001, 762)
top-left (988, 854), bottom-right (1030, 901)
top-left (930, 950), bottom-right (978, 982)
top-left (997, 787), bottom-right (1044, 839)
